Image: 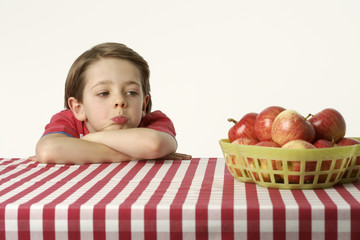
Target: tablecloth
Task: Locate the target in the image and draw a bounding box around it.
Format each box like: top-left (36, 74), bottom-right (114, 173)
top-left (0, 157), bottom-right (359, 240)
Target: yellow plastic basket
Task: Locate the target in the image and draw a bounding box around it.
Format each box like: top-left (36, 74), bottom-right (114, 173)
top-left (219, 138), bottom-right (360, 189)
top-left (339, 137), bottom-right (360, 183)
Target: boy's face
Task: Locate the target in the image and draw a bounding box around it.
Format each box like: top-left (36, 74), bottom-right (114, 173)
top-left (72, 58), bottom-right (149, 133)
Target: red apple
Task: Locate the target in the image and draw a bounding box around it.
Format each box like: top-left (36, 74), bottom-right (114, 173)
top-left (255, 140), bottom-right (280, 148)
top-left (313, 139), bottom-right (340, 182)
top-left (254, 106), bottom-right (286, 141)
top-left (336, 137), bottom-right (360, 146)
top-left (313, 139), bottom-right (334, 148)
top-left (228, 112), bottom-right (258, 142)
top-left (336, 138), bottom-right (360, 176)
top-left (276, 140), bottom-right (317, 183)
top-left (282, 139), bottom-right (316, 149)
top-left (255, 141), bottom-right (280, 182)
top-left (226, 155), bottom-right (244, 177)
top-left (309, 108), bottom-right (346, 142)
top-left (232, 137), bottom-right (258, 180)
top-left (232, 137), bottom-right (259, 166)
top-left (271, 110), bottom-right (316, 146)
top-left (232, 137), bottom-right (259, 145)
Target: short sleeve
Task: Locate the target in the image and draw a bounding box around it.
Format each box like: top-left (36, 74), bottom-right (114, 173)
top-left (139, 111), bottom-right (176, 137)
top-left (42, 109), bottom-right (88, 138)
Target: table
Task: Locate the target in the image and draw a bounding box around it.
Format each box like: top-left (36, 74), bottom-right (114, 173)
top-left (0, 157), bottom-right (359, 240)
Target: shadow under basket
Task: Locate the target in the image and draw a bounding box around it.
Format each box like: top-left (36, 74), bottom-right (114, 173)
top-left (219, 138), bottom-right (360, 189)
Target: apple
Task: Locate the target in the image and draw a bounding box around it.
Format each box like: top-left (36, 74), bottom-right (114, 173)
top-left (254, 106), bottom-right (286, 141)
top-left (226, 155), bottom-right (244, 177)
top-left (309, 108), bottom-right (346, 142)
top-left (232, 137), bottom-right (259, 181)
top-left (336, 137), bottom-right (360, 177)
top-left (232, 137), bottom-right (259, 180)
top-left (276, 140), bottom-right (317, 183)
top-left (232, 137), bottom-right (259, 145)
top-left (313, 139), bottom-right (340, 182)
top-left (228, 112), bottom-right (258, 142)
top-left (271, 110), bottom-right (316, 146)
top-left (255, 141), bottom-right (280, 182)
top-left (282, 139), bottom-right (316, 149)
top-left (336, 137), bottom-right (360, 146)
top-left (255, 140), bottom-right (280, 148)
top-left (232, 137), bottom-right (259, 166)
top-left (313, 139), bottom-right (334, 148)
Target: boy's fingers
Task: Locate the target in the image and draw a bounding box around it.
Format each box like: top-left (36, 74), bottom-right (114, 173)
top-left (28, 156), bottom-right (38, 161)
top-left (175, 153), bottom-right (192, 160)
top-left (168, 153), bottom-right (192, 160)
top-left (153, 152), bottom-right (192, 161)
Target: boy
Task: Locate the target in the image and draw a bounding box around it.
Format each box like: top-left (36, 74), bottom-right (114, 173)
top-left (33, 42), bottom-right (191, 164)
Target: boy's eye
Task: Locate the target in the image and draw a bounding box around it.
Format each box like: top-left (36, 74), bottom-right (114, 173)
top-left (97, 91), bottom-right (109, 97)
top-left (125, 91), bottom-right (138, 96)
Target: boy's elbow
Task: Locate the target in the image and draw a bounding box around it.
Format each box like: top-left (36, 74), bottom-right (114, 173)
top-left (36, 150), bottom-right (54, 164)
top-left (145, 133), bottom-right (177, 159)
top-left (36, 141), bottom-right (55, 164)
top-left (35, 135), bottom-right (62, 164)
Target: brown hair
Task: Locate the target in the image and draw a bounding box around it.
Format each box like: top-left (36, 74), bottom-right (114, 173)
top-left (64, 42), bottom-right (152, 113)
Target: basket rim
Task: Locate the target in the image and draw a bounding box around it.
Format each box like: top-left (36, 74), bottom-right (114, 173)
top-left (219, 138), bottom-right (359, 161)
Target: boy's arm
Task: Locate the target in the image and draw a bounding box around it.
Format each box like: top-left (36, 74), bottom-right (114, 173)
top-left (36, 133), bottom-right (135, 164)
top-left (82, 128), bottom-right (177, 160)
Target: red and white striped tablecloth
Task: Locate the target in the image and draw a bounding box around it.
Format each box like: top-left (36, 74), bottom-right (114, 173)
top-left (0, 157), bottom-right (359, 240)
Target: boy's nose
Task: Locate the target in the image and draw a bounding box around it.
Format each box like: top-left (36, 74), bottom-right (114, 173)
top-left (114, 95), bottom-right (127, 108)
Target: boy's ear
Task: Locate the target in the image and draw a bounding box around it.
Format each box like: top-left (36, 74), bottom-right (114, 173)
top-left (142, 95), bottom-right (150, 117)
top-left (68, 97), bottom-right (86, 121)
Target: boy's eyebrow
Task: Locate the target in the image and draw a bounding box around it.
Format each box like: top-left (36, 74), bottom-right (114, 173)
top-left (91, 80), bottom-right (141, 89)
top-left (91, 80), bottom-right (112, 90)
top-left (124, 80), bottom-right (141, 87)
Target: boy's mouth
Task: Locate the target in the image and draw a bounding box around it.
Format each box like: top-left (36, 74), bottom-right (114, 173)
top-left (112, 116), bottom-right (128, 124)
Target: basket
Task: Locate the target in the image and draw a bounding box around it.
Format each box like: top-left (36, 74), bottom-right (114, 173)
top-left (339, 137), bottom-right (360, 183)
top-left (219, 138), bottom-right (360, 189)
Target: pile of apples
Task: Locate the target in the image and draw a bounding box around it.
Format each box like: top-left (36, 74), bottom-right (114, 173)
top-left (227, 106), bottom-right (360, 183)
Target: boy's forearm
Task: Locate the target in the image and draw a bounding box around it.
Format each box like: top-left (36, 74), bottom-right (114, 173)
top-left (83, 128), bottom-right (177, 159)
top-left (36, 134), bottom-right (135, 164)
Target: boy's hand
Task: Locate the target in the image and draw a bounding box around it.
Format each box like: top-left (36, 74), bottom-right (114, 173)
top-left (154, 152), bottom-right (192, 160)
top-left (82, 133), bottom-right (98, 142)
top-left (28, 155), bottom-right (38, 162)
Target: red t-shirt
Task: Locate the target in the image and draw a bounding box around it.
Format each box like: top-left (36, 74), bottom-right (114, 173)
top-left (42, 109), bottom-right (176, 138)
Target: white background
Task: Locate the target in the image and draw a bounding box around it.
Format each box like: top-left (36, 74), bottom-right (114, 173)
top-left (1, 0), bottom-right (359, 158)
